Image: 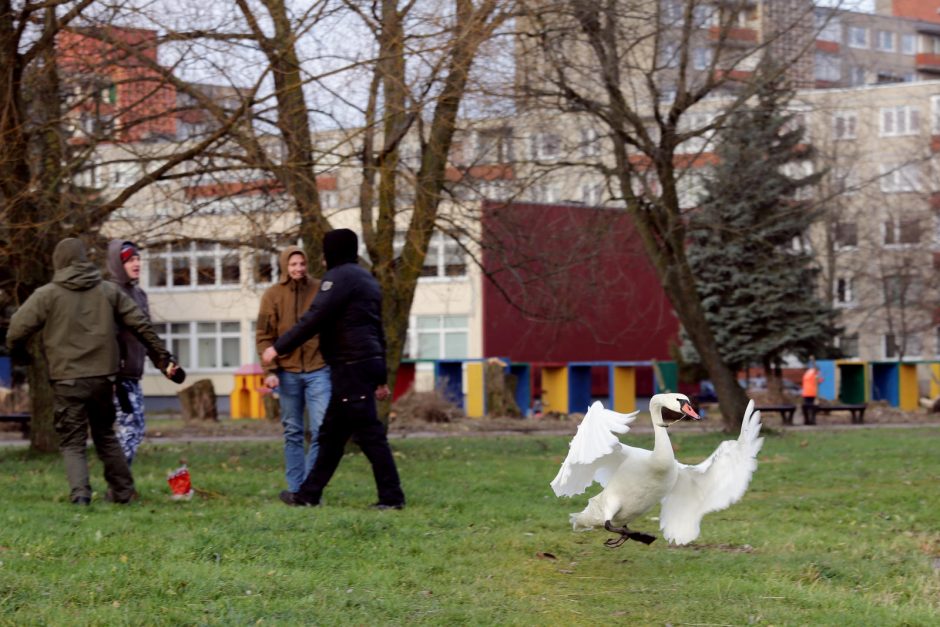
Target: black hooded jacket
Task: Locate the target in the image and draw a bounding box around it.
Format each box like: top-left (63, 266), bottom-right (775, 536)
top-left (107, 239), bottom-right (151, 379)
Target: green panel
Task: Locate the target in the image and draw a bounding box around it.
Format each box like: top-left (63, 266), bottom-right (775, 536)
top-left (654, 361), bottom-right (678, 393)
top-left (839, 363), bottom-right (866, 404)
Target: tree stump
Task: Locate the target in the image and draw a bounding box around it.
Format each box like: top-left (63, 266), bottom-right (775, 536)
top-left (177, 379), bottom-right (218, 422)
top-left (484, 360), bottom-right (521, 418)
top-left (262, 393), bottom-right (280, 421)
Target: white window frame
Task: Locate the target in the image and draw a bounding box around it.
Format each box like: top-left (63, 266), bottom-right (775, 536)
top-left (814, 13), bottom-right (841, 43)
top-left (393, 231), bottom-right (467, 280)
top-left (839, 334), bottom-right (859, 358)
top-left (580, 127), bottom-right (600, 158)
top-left (848, 26), bottom-right (868, 49)
top-left (145, 242), bottom-right (242, 291)
top-left (815, 53), bottom-right (841, 82)
top-left (879, 106), bottom-right (921, 137)
top-left (834, 221), bottom-right (858, 250)
top-left (835, 276), bottom-right (855, 307)
top-left (879, 163), bottom-right (923, 193)
top-left (581, 182), bottom-right (603, 205)
top-left (901, 33), bottom-right (916, 55)
top-left (531, 132), bottom-right (561, 161)
top-left (692, 47), bottom-right (713, 71)
top-left (832, 111), bottom-right (857, 140)
top-left (931, 95), bottom-right (940, 134)
top-left (148, 321), bottom-right (242, 372)
top-left (849, 66), bottom-right (866, 86)
top-left (883, 215), bottom-right (922, 247)
top-left (876, 30), bottom-right (895, 52)
top-left (408, 315), bottom-right (469, 360)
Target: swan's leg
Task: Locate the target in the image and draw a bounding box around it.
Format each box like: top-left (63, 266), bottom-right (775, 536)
top-left (603, 520), bottom-right (657, 547)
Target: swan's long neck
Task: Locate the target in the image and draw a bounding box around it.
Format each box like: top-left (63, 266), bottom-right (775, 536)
top-left (649, 400), bottom-right (675, 463)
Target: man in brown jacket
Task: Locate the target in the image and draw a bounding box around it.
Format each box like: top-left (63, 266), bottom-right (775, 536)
top-left (256, 246), bottom-right (331, 495)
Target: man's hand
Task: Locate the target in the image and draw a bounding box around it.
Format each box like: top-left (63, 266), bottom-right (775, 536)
top-left (261, 346), bottom-right (279, 365)
top-left (264, 374), bottom-right (280, 389)
top-left (165, 362), bottom-right (179, 378)
top-left (375, 384), bottom-right (390, 402)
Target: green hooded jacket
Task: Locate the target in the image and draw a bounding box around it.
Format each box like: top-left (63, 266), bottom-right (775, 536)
top-left (6, 238), bottom-right (171, 381)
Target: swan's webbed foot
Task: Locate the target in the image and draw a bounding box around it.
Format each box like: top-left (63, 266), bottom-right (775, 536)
top-left (603, 520), bottom-right (657, 548)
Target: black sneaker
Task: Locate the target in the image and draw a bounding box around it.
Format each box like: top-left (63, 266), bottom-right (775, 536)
top-left (279, 490), bottom-right (318, 507)
top-left (71, 496), bottom-right (91, 506)
top-left (372, 502), bottom-right (404, 511)
top-left (105, 488), bottom-right (139, 504)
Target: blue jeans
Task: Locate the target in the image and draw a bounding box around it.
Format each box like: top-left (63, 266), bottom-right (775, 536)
top-left (278, 368), bottom-right (331, 492)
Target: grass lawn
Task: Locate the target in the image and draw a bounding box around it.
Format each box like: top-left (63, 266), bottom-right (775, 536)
top-left (1, 426), bottom-right (938, 625)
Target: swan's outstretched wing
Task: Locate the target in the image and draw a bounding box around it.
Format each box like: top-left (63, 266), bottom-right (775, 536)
top-left (659, 400), bottom-right (764, 545)
top-left (550, 401), bottom-right (638, 497)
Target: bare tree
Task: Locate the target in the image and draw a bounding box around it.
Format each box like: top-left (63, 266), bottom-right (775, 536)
top-left (513, 0), bottom-right (845, 428)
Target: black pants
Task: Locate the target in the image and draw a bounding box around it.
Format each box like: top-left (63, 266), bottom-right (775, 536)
top-left (296, 359), bottom-right (404, 506)
top-left (801, 396), bottom-right (817, 425)
top-left (53, 377), bottom-right (135, 501)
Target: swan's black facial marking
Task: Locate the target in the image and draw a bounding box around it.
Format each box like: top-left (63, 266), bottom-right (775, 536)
top-left (661, 406), bottom-right (686, 423)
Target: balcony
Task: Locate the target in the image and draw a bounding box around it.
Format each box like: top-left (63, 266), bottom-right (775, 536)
top-left (915, 53), bottom-right (940, 74)
top-left (708, 26), bottom-right (758, 47)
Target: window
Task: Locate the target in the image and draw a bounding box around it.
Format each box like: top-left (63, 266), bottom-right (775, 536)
top-left (885, 333), bottom-right (922, 359)
top-left (835, 276), bottom-right (855, 306)
top-left (692, 4), bottom-right (716, 27)
top-left (879, 106), bottom-right (921, 136)
top-left (876, 30), bottom-right (895, 52)
top-left (531, 133), bottom-right (561, 160)
top-left (848, 26), bottom-right (868, 49)
top-left (834, 221), bottom-right (858, 249)
top-left (848, 66), bottom-right (866, 86)
top-left (530, 182), bottom-right (560, 203)
top-left (901, 33), bottom-right (916, 55)
top-left (660, 41), bottom-right (680, 69)
top-left (839, 334), bottom-right (859, 358)
top-left (832, 166), bottom-right (860, 195)
top-left (884, 216), bottom-right (921, 245)
top-left (321, 190), bottom-right (339, 209)
top-left (677, 111), bottom-right (716, 153)
top-left (253, 250), bottom-right (278, 285)
top-left (832, 111), bottom-right (857, 139)
top-left (580, 127), bottom-right (600, 158)
top-left (692, 47), bottom-right (713, 71)
top-left (393, 231), bottom-right (466, 279)
top-left (476, 127), bottom-right (513, 163)
top-left (581, 182), bottom-right (603, 205)
top-left (883, 274), bottom-right (919, 305)
top-left (879, 163), bottom-right (923, 193)
top-left (151, 321), bottom-right (241, 371)
top-left (815, 13), bottom-right (841, 43)
top-left (146, 242), bottom-right (241, 289)
top-left (932, 95), bottom-right (940, 133)
top-left (815, 53), bottom-right (841, 81)
top-left (411, 315), bottom-right (468, 359)
top-left (933, 36), bottom-right (940, 54)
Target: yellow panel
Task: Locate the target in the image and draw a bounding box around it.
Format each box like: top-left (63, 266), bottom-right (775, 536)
top-left (542, 367), bottom-right (569, 414)
top-left (931, 365), bottom-right (940, 399)
top-left (612, 366), bottom-right (636, 413)
top-left (465, 362), bottom-right (485, 418)
top-left (899, 364), bottom-right (919, 411)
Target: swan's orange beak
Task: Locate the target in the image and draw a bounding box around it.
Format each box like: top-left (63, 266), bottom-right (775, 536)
top-left (680, 400), bottom-right (702, 420)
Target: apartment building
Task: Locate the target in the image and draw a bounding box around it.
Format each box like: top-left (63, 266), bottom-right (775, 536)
top-left (76, 3), bottom-right (940, 408)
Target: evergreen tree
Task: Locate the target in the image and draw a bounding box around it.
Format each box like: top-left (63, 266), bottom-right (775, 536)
top-left (683, 74), bottom-right (839, 382)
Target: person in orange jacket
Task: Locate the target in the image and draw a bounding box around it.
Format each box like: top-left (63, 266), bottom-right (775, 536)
top-left (801, 358), bottom-right (824, 425)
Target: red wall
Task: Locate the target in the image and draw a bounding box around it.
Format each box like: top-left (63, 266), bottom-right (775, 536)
top-left (887, 0), bottom-right (940, 24)
top-left (481, 202), bottom-right (679, 363)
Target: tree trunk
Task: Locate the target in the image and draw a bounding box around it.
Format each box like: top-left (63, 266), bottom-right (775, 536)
top-left (26, 340), bottom-right (57, 453)
top-left (177, 379), bottom-right (218, 422)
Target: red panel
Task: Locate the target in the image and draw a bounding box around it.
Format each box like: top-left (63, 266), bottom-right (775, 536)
top-left (393, 362), bottom-right (416, 401)
top-left (482, 202), bottom-right (679, 363)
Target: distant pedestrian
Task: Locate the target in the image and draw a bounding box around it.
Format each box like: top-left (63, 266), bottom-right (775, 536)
top-left (6, 238), bottom-right (181, 505)
top-left (801, 359), bottom-right (824, 425)
top-left (255, 245), bottom-right (331, 496)
top-left (262, 229), bottom-right (405, 510)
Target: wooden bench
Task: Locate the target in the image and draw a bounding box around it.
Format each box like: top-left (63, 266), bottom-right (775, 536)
top-left (755, 404), bottom-right (797, 425)
top-left (0, 413), bottom-right (30, 438)
top-left (804, 404), bottom-right (866, 425)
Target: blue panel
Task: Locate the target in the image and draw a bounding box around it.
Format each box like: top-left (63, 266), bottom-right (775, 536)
top-left (435, 360), bottom-right (464, 409)
top-left (816, 360), bottom-right (837, 400)
top-left (870, 362), bottom-right (899, 407)
top-left (0, 357), bottom-right (10, 388)
top-left (568, 364), bottom-right (593, 414)
top-left (509, 364), bottom-right (531, 415)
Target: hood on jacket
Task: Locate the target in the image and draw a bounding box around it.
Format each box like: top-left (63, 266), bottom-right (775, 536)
top-left (52, 238), bottom-right (101, 291)
top-left (278, 245), bottom-right (310, 285)
top-left (107, 239), bottom-right (138, 285)
top-left (323, 229), bottom-right (358, 270)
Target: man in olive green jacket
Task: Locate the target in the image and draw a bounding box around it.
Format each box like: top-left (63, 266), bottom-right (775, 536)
top-left (6, 238), bottom-right (179, 505)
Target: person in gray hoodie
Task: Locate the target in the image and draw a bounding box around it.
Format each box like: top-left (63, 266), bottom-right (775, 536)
top-left (7, 238), bottom-right (180, 505)
top-left (107, 240), bottom-right (153, 465)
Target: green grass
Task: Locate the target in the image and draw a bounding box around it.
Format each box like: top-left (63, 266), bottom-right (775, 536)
top-left (1, 427), bottom-right (939, 625)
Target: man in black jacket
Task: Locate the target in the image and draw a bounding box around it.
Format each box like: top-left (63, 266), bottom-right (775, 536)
top-left (262, 229), bottom-right (405, 509)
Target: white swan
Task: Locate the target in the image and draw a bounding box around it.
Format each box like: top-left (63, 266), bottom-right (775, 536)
top-left (550, 392), bottom-right (763, 547)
